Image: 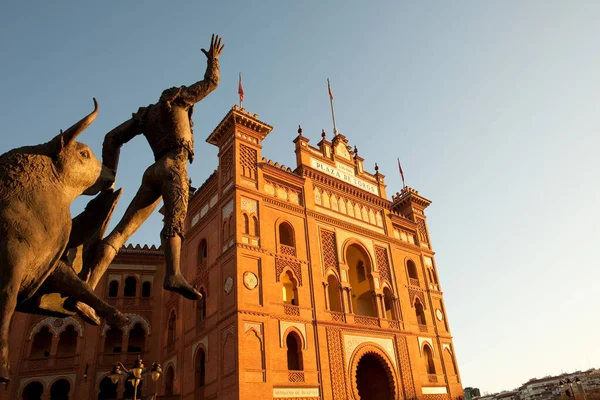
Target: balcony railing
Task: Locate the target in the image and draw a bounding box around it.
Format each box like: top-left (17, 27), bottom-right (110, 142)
top-left (353, 315), bottom-right (380, 327)
top-left (284, 304), bottom-right (300, 316)
top-left (279, 244), bottom-right (296, 257)
top-left (428, 374), bottom-right (438, 383)
top-left (24, 355), bottom-right (81, 371)
top-left (409, 278), bottom-right (420, 287)
top-left (418, 324), bottom-right (428, 333)
top-left (330, 311), bottom-right (345, 322)
top-left (388, 320), bottom-right (401, 330)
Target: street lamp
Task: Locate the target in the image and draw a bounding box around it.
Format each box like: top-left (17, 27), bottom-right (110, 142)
top-left (560, 377), bottom-right (587, 400)
top-left (110, 358), bottom-right (163, 400)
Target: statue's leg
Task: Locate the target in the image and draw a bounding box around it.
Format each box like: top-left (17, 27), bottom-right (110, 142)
top-left (86, 167), bottom-right (162, 289)
top-left (47, 262), bottom-right (128, 328)
top-left (161, 150), bottom-right (201, 300)
top-left (0, 251), bottom-right (22, 383)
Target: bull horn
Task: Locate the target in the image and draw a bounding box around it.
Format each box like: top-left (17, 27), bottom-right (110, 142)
top-left (60, 98), bottom-right (99, 147)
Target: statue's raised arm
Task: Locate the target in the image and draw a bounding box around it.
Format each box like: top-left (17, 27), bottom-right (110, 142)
top-left (180, 34), bottom-right (225, 105)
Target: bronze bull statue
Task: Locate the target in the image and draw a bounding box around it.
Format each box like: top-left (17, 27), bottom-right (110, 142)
top-left (0, 99), bottom-right (128, 383)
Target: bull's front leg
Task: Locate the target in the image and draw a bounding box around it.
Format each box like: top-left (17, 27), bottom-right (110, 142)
top-left (46, 261), bottom-right (128, 328)
top-left (0, 259), bottom-right (21, 383)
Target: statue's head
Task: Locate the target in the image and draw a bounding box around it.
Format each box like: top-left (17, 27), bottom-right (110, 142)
top-left (47, 99), bottom-right (115, 196)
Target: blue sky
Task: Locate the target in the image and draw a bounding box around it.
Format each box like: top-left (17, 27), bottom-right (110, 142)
top-left (1, 1), bottom-right (599, 393)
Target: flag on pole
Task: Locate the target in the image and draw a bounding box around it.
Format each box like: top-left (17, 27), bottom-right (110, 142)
top-left (238, 72), bottom-right (244, 104)
top-left (328, 78), bottom-right (334, 100)
top-left (397, 158), bottom-right (405, 187)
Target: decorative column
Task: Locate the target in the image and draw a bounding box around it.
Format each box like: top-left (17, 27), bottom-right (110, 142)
top-left (323, 282), bottom-right (330, 310)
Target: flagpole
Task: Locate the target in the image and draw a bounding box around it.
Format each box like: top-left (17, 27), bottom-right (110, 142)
top-left (328, 78), bottom-right (338, 136)
top-left (239, 72), bottom-right (243, 109)
top-left (398, 158), bottom-right (406, 188)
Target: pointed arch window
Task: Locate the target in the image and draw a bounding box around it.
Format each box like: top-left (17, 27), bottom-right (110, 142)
top-left (141, 281), bottom-right (151, 298)
top-left (197, 288), bottom-right (207, 323)
top-left (286, 332), bottom-right (303, 371)
top-left (278, 221), bottom-right (296, 256)
top-left (243, 214), bottom-right (250, 235)
top-left (281, 271), bottom-right (298, 306)
top-left (415, 298), bottom-right (426, 325)
top-left (124, 276), bottom-right (137, 297)
top-left (195, 348), bottom-right (206, 389)
top-left (424, 345), bottom-right (436, 374)
top-left (165, 366), bottom-right (175, 395)
top-left (108, 280), bottom-right (119, 298)
top-left (57, 325), bottom-right (78, 357)
top-left (104, 328), bottom-right (123, 354)
top-left (31, 326), bottom-right (53, 359)
top-left (252, 215), bottom-right (259, 236)
top-left (127, 323), bottom-right (146, 353)
top-left (407, 260), bottom-right (419, 286)
top-left (346, 244), bottom-right (377, 317)
top-left (327, 274), bottom-right (342, 312)
top-left (383, 287), bottom-right (396, 320)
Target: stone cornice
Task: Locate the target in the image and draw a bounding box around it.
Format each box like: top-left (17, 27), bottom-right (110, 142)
top-left (206, 105), bottom-right (273, 146)
top-left (302, 166), bottom-right (389, 208)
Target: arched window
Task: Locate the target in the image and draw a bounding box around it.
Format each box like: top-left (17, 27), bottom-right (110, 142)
top-left (327, 275), bottom-right (342, 312)
top-left (346, 244), bottom-right (376, 317)
top-left (424, 345), bottom-right (436, 374)
top-left (415, 298), bottom-right (426, 325)
top-left (123, 276), bottom-right (137, 297)
top-left (108, 281), bottom-right (119, 298)
top-left (407, 260), bottom-right (418, 284)
top-left (383, 287), bottom-right (396, 320)
top-left (30, 326), bottom-right (53, 359)
top-left (165, 366), bottom-right (175, 395)
top-left (141, 281), bottom-right (151, 298)
top-left (98, 377), bottom-right (118, 400)
top-left (50, 379), bottom-right (70, 400)
top-left (197, 239), bottom-right (207, 264)
top-left (104, 328), bottom-right (123, 354)
top-left (167, 311), bottom-right (177, 346)
top-left (195, 348), bottom-right (206, 389)
top-left (57, 325), bottom-right (78, 357)
top-left (279, 222), bottom-right (295, 247)
top-left (243, 214), bottom-right (250, 235)
top-left (197, 288), bottom-right (207, 323)
top-left (252, 216), bottom-right (259, 236)
top-left (285, 332), bottom-right (303, 371)
top-left (127, 323), bottom-right (146, 353)
top-left (281, 271), bottom-right (298, 306)
top-left (22, 381), bottom-right (44, 400)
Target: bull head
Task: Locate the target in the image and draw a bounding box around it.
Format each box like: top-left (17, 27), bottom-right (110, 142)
top-left (48, 98), bottom-right (99, 155)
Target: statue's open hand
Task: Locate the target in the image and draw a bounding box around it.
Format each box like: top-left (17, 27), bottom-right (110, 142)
top-left (201, 34), bottom-right (224, 59)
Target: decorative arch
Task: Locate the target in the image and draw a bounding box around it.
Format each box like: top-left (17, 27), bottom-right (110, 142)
top-left (29, 317), bottom-right (84, 340)
top-left (339, 238), bottom-right (375, 268)
top-left (20, 379), bottom-right (45, 399)
top-left (282, 326), bottom-right (306, 350)
top-left (348, 343), bottom-right (399, 400)
top-left (47, 375), bottom-right (74, 390)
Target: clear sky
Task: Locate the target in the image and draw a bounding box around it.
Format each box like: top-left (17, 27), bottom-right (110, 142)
top-left (1, 1), bottom-right (599, 394)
